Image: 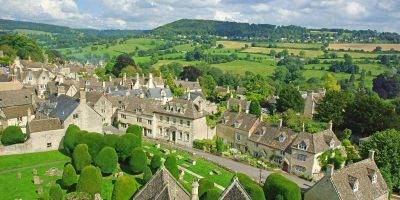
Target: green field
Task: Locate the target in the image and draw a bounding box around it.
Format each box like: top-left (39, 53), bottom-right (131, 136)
top-left (211, 60), bottom-right (276, 75)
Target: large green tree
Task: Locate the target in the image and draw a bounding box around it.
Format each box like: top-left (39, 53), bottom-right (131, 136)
top-left (263, 173), bottom-right (301, 200)
top-left (276, 85), bottom-right (304, 112)
top-left (112, 175), bottom-right (139, 200)
top-left (63, 124), bottom-right (81, 154)
top-left (94, 147), bottom-right (118, 174)
top-left (77, 165), bottom-right (102, 197)
top-left (165, 155), bottom-right (179, 179)
top-left (72, 144), bottom-right (92, 172)
top-left (199, 75), bottom-right (217, 98)
top-left (112, 54), bottom-right (135, 77)
top-left (129, 148), bottom-right (147, 174)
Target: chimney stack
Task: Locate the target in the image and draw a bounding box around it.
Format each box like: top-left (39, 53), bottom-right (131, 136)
top-left (279, 119), bottom-right (283, 128)
top-left (328, 121), bottom-right (333, 131)
top-left (302, 123), bottom-right (305, 132)
top-left (27, 108), bottom-right (32, 123)
top-left (109, 75), bottom-right (112, 82)
top-left (187, 92), bottom-right (191, 100)
top-left (191, 181), bottom-right (199, 200)
top-left (326, 164), bottom-right (334, 177)
top-left (80, 88), bottom-right (86, 104)
top-left (369, 150), bottom-right (375, 160)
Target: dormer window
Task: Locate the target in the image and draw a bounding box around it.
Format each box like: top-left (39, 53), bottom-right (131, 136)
top-left (234, 122), bottom-right (240, 128)
top-left (368, 169), bottom-right (377, 183)
top-left (329, 139), bottom-right (335, 149)
top-left (298, 142), bottom-right (307, 150)
top-left (278, 134), bottom-right (286, 143)
top-left (348, 176), bottom-right (359, 192)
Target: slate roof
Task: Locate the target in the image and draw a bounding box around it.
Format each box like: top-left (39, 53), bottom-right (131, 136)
top-left (28, 118), bottom-right (63, 133)
top-left (48, 95), bottom-right (79, 121)
top-left (147, 88), bottom-right (172, 99)
top-left (133, 167), bottom-right (190, 200)
top-left (157, 99), bottom-right (206, 119)
top-left (291, 129), bottom-right (340, 154)
top-left (0, 88), bottom-right (34, 108)
top-left (220, 111), bottom-right (260, 132)
top-left (85, 91), bottom-right (103, 107)
top-left (249, 123), bottom-right (297, 151)
top-left (219, 178), bottom-right (251, 200)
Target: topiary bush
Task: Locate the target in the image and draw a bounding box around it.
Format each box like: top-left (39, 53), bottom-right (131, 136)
top-left (103, 134), bottom-right (120, 149)
top-left (150, 154), bottom-right (162, 173)
top-left (62, 163), bottom-right (77, 188)
top-left (80, 132), bottom-right (105, 158)
top-left (94, 147), bottom-right (118, 174)
top-left (236, 173), bottom-right (265, 200)
top-left (115, 136), bottom-right (131, 161)
top-left (48, 184), bottom-right (63, 200)
top-left (142, 166), bottom-right (153, 183)
top-left (72, 144), bottom-right (92, 172)
top-left (63, 124), bottom-right (81, 154)
top-left (126, 125), bottom-right (143, 138)
top-left (200, 188), bottom-right (220, 200)
top-left (0, 125), bottom-right (25, 145)
top-left (77, 165), bottom-right (102, 197)
top-left (263, 173), bottom-right (301, 200)
top-left (112, 175), bottom-right (139, 200)
top-left (199, 178), bottom-right (215, 197)
top-left (129, 148), bottom-right (147, 174)
top-left (122, 133), bottom-right (142, 150)
top-left (165, 155), bottom-right (179, 179)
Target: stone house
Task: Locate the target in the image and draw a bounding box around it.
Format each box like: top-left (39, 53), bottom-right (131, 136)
top-left (85, 91), bottom-right (116, 126)
top-left (26, 118), bottom-right (64, 152)
top-left (20, 69), bottom-right (51, 98)
top-left (0, 75), bottom-right (23, 92)
top-left (304, 151), bottom-right (389, 200)
top-left (175, 79), bottom-right (202, 93)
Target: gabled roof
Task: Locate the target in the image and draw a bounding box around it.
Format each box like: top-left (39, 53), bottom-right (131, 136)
top-left (249, 123), bottom-right (297, 151)
top-left (28, 118), bottom-right (63, 133)
top-left (219, 177), bottom-right (251, 200)
top-left (157, 99), bottom-right (206, 119)
top-left (48, 95), bottom-right (79, 121)
top-left (175, 79), bottom-right (201, 91)
top-left (221, 111), bottom-right (259, 132)
top-left (133, 167), bottom-right (190, 200)
top-left (1, 105), bottom-right (33, 119)
top-left (291, 129), bottom-right (340, 154)
top-left (0, 88), bottom-right (34, 108)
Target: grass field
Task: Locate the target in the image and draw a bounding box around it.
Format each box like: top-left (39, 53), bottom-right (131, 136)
top-left (328, 43), bottom-right (400, 52)
top-left (211, 60), bottom-right (276, 75)
top-left (217, 40), bottom-right (250, 49)
top-left (243, 47), bottom-right (324, 58)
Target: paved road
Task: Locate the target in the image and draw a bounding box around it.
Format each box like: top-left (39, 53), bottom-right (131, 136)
top-left (145, 138), bottom-right (314, 189)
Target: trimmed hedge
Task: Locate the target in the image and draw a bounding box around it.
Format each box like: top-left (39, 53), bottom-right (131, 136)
top-left (115, 136), bottom-right (131, 161)
top-left (236, 173), bottom-right (265, 200)
top-left (103, 134), bottom-right (120, 149)
top-left (49, 184), bottom-right (63, 200)
top-left (200, 188), bottom-right (220, 200)
top-left (95, 147), bottom-right (118, 174)
top-left (165, 155), bottom-right (179, 179)
top-left (122, 133), bottom-right (142, 151)
top-left (112, 175), bottom-right (139, 200)
top-left (263, 173), bottom-right (301, 200)
top-left (61, 163), bottom-right (77, 188)
top-left (72, 144), bottom-right (92, 172)
top-left (150, 154), bottom-right (162, 173)
top-left (199, 178), bottom-right (214, 197)
top-left (129, 148), bottom-right (147, 174)
top-left (63, 124), bottom-right (81, 154)
top-left (126, 125), bottom-right (143, 138)
top-left (77, 165), bottom-right (102, 197)
top-left (1, 125), bottom-right (25, 145)
top-left (193, 139), bottom-right (213, 151)
top-left (143, 166), bottom-right (153, 183)
top-left (80, 132), bottom-right (105, 158)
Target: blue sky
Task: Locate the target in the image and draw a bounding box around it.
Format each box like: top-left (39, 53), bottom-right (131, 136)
top-left (0, 0), bottom-right (399, 33)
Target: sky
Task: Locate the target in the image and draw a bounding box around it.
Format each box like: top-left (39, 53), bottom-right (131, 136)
top-left (0, 0), bottom-right (399, 33)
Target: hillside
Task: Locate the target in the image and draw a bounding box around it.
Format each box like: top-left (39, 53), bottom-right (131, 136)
top-left (153, 19), bottom-right (400, 43)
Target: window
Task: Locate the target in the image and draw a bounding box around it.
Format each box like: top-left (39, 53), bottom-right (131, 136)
top-left (148, 120), bottom-right (152, 125)
top-left (18, 117), bottom-right (23, 122)
top-left (179, 132), bottom-right (182, 140)
top-left (102, 118), bottom-right (105, 122)
top-left (121, 123), bottom-right (126, 128)
top-left (294, 165), bottom-right (306, 173)
top-left (73, 114), bottom-right (79, 119)
top-left (172, 118), bottom-right (176, 124)
top-left (137, 118), bottom-right (142, 123)
top-left (297, 154), bottom-right (307, 161)
top-left (47, 143), bottom-right (52, 148)
top-left (186, 121), bottom-right (191, 126)
top-left (42, 76), bottom-right (45, 80)
top-left (185, 133), bottom-right (189, 142)
top-left (255, 143), bottom-right (259, 147)
top-left (280, 150), bottom-right (285, 156)
top-left (278, 134), bottom-right (286, 142)
top-left (235, 132), bottom-right (241, 142)
top-left (120, 114), bottom-right (126, 119)
top-left (159, 128), bottom-right (162, 135)
top-left (101, 109), bottom-right (105, 113)
top-left (160, 116), bottom-right (163, 121)
top-left (298, 142), bottom-right (307, 150)
top-left (180, 120), bottom-right (183, 125)
top-left (166, 117), bottom-right (170, 122)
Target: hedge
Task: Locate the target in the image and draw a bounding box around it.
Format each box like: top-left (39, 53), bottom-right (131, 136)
top-left (0, 125), bottom-right (25, 145)
top-left (103, 134), bottom-right (120, 149)
top-left (165, 155), bottom-right (179, 179)
top-left (200, 188), bottom-right (220, 200)
top-left (115, 136), bottom-right (131, 161)
top-left (236, 173), bottom-right (265, 200)
top-left (150, 154), bottom-right (162, 173)
top-left (48, 184), bottom-right (63, 200)
top-left (263, 173), bottom-right (301, 200)
top-left (122, 133), bottom-right (142, 150)
top-left (72, 144), bottom-right (92, 172)
top-left (126, 125), bottom-right (143, 138)
top-left (143, 166), bottom-right (153, 183)
top-left (80, 132), bottom-right (105, 158)
top-left (193, 139), bottom-right (214, 151)
top-left (95, 147), bottom-right (118, 174)
top-left (112, 175), bottom-right (139, 200)
top-left (63, 124), bottom-right (81, 154)
top-left (77, 165), bottom-right (102, 197)
top-left (61, 163), bottom-right (77, 188)
top-left (199, 178), bottom-right (214, 197)
top-left (129, 148), bottom-right (147, 174)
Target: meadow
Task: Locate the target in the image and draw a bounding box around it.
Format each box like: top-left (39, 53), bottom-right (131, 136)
top-left (328, 43), bottom-right (400, 52)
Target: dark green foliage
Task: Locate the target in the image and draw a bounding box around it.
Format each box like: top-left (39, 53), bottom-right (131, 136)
top-left (315, 91), bottom-right (353, 128)
top-left (129, 148), bottom-right (147, 174)
top-left (72, 144), bottom-right (92, 172)
top-left (236, 173), bottom-right (266, 200)
top-left (215, 138), bottom-right (225, 153)
top-left (80, 132), bottom-right (105, 158)
top-left (0, 125), bottom-right (25, 145)
top-left (199, 75), bottom-right (216, 98)
top-left (276, 85), bottom-right (304, 112)
top-left (122, 133), bottom-right (142, 151)
top-left (61, 163), bottom-right (77, 188)
top-left (143, 166), bottom-right (153, 183)
top-left (94, 147), bottom-right (118, 174)
top-left (199, 178), bottom-right (215, 197)
top-left (48, 184), bottom-right (63, 200)
top-left (165, 155), bottom-right (179, 179)
top-left (115, 136), bottom-right (131, 161)
top-left (103, 134), bottom-right (120, 149)
top-left (150, 154), bottom-right (162, 173)
top-left (249, 101), bottom-right (261, 116)
top-left (263, 173), bottom-right (301, 200)
top-left (63, 124), bottom-right (81, 154)
top-left (112, 175), bottom-right (139, 200)
top-left (0, 34), bottom-right (43, 61)
top-left (361, 129), bottom-right (400, 191)
top-left (77, 165), bottom-right (102, 197)
top-left (200, 188), bottom-right (220, 200)
top-left (126, 125), bottom-right (143, 138)
top-left (113, 54), bottom-right (135, 77)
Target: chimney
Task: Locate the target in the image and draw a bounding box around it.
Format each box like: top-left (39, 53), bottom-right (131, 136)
top-left (123, 73), bottom-right (127, 85)
top-left (109, 75), bottom-right (112, 82)
top-left (80, 88), bottom-right (86, 104)
top-left (191, 181), bottom-right (199, 200)
top-left (369, 150), bottom-right (375, 160)
top-left (31, 93), bottom-right (35, 106)
top-left (59, 75), bottom-right (64, 84)
top-left (102, 81), bottom-right (106, 88)
top-left (328, 121), bottom-right (333, 131)
top-left (187, 92), bottom-right (191, 100)
top-left (279, 119), bottom-right (283, 128)
top-left (26, 108), bottom-right (32, 123)
top-left (326, 164), bottom-right (334, 177)
top-left (10, 74), bottom-right (16, 82)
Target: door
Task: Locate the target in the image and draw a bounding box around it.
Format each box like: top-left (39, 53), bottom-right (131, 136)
top-left (172, 131), bottom-right (176, 142)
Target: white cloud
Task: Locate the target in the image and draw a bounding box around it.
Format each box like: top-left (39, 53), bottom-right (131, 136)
top-left (345, 2), bottom-right (368, 19)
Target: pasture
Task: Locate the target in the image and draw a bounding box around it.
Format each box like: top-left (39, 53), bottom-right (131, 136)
top-left (211, 60), bottom-right (276, 75)
top-left (328, 43), bottom-right (400, 52)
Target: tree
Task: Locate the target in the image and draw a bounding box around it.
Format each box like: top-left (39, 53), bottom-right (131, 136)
top-left (129, 148), bottom-right (147, 174)
top-left (0, 125), bottom-right (25, 145)
top-left (143, 166), bottom-right (153, 183)
top-left (180, 66), bottom-right (203, 81)
top-left (95, 147), bottom-right (118, 174)
top-left (103, 134), bottom-right (120, 149)
top-left (199, 75), bottom-right (216, 98)
top-left (48, 184), bottom-right (63, 200)
top-left (115, 136), bottom-right (131, 161)
top-left (150, 154), bottom-right (162, 173)
top-left (200, 188), bottom-right (220, 200)
top-left (276, 85), bottom-right (304, 112)
top-left (77, 165), bottom-right (102, 197)
top-left (80, 132), bottom-right (105, 158)
top-left (199, 178), bottom-right (214, 197)
top-left (249, 101), bottom-right (261, 116)
top-left (372, 73), bottom-right (400, 99)
top-left (113, 54), bottom-right (135, 77)
top-left (263, 173), bottom-right (301, 200)
top-left (361, 129), bottom-right (400, 191)
top-left (126, 125), bottom-right (143, 138)
top-left (63, 124), bottom-right (81, 154)
top-left (0, 34), bottom-right (44, 61)
top-left (237, 173), bottom-right (266, 200)
top-left (112, 175), bottom-right (139, 200)
top-left (318, 149), bottom-right (346, 171)
top-left (323, 73), bottom-right (341, 91)
top-left (215, 138), bottom-right (225, 154)
top-left (72, 144), bottom-right (92, 172)
top-left (165, 155), bottom-right (179, 179)
top-left (61, 163), bottom-right (77, 188)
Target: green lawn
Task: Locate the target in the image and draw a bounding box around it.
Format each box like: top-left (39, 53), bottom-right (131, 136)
top-left (211, 60), bottom-right (276, 75)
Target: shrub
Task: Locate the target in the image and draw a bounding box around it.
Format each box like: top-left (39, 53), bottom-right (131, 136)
top-left (62, 163), bottom-right (77, 188)
top-left (115, 136), bottom-right (131, 161)
top-left (143, 166), bottom-right (153, 183)
top-left (112, 175), bottom-right (139, 200)
top-left (72, 144), bottom-right (92, 172)
top-left (95, 147), bottom-right (118, 174)
top-left (0, 125), bottom-right (25, 145)
top-left (165, 155), bottom-right (179, 179)
top-left (236, 173), bottom-right (265, 200)
top-left (129, 148), bottom-right (147, 174)
top-left (200, 188), bottom-right (220, 200)
top-left (63, 124), bottom-right (80, 154)
top-left (215, 138), bottom-right (225, 153)
top-left (103, 134), bottom-right (119, 149)
top-left (263, 173), bottom-right (301, 200)
top-left (126, 125), bottom-right (143, 138)
top-left (150, 154), bottom-right (162, 173)
top-left (122, 133), bottom-right (142, 150)
top-left (199, 178), bottom-right (214, 197)
top-left (64, 192), bottom-right (91, 200)
top-left (77, 165), bottom-right (102, 197)
top-left (49, 184), bottom-right (63, 200)
top-left (193, 139), bottom-right (213, 151)
top-left (80, 132), bottom-right (105, 158)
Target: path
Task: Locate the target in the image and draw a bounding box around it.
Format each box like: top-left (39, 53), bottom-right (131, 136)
top-left (178, 166), bottom-right (225, 190)
top-left (0, 160), bottom-right (66, 175)
top-left (145, 138), bottom-right (313, 189)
